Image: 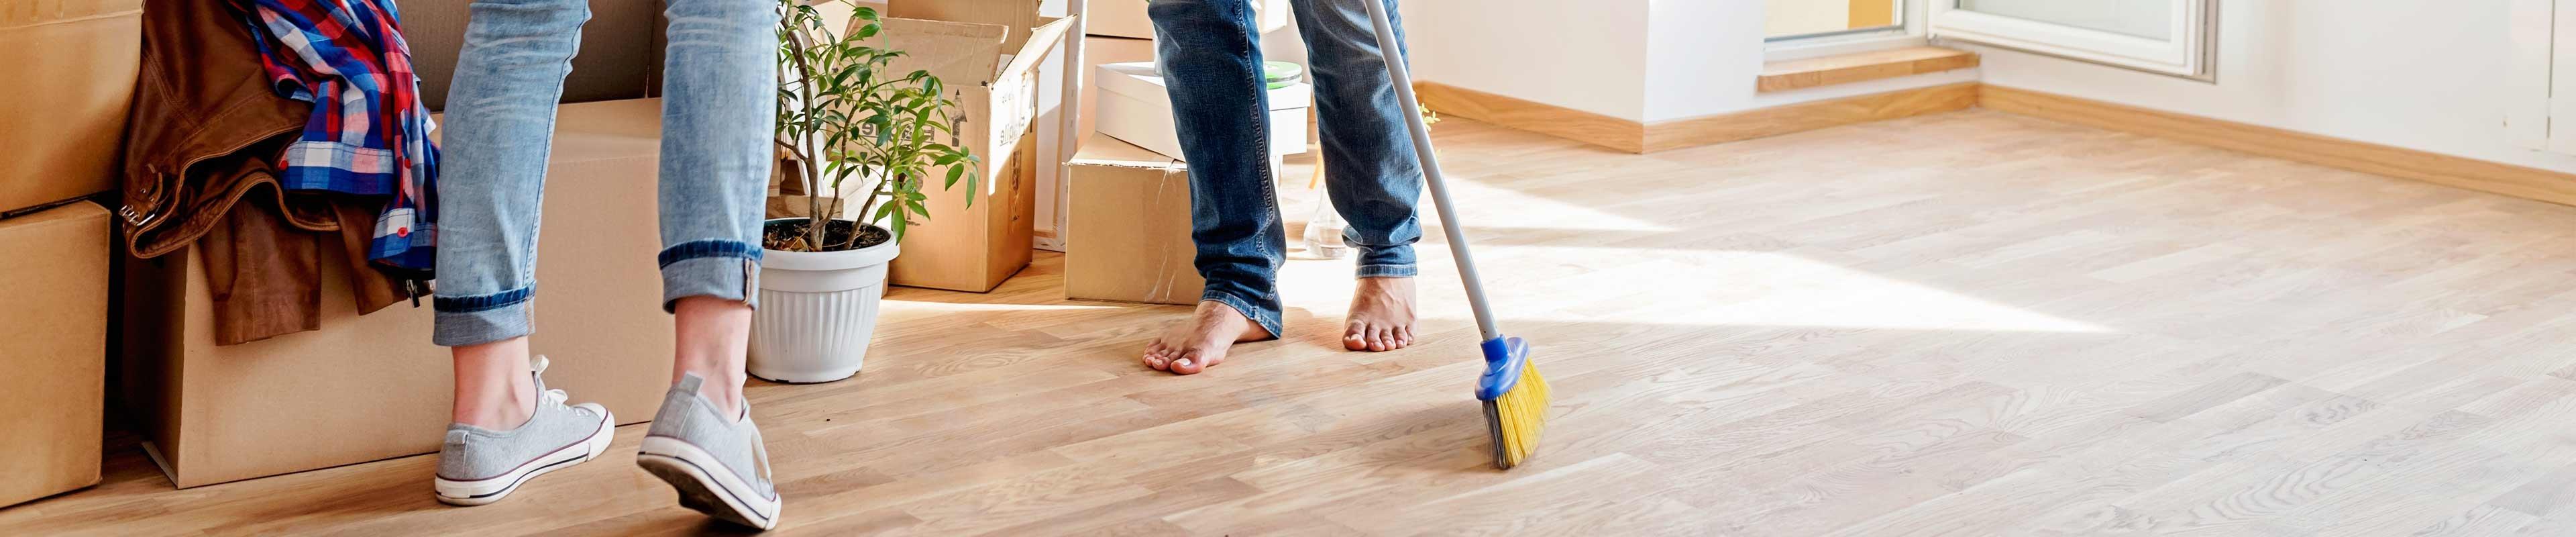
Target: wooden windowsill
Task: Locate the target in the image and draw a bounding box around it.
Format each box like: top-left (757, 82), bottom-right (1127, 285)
top-left (1758, 46), bottom-right (1979, 93)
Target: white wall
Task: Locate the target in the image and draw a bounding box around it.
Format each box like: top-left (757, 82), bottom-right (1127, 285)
top-left (1643, 1), bottom-right (1763, 123)
top-left (1963, 1), bottom-right (2576, 175)
top-left (1404, 0), bottom-right (1650, 120)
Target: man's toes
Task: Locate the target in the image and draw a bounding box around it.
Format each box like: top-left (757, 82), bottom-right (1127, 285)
top-left (1344, 324), bottom-right (1371, 350)
top-left (1171, 349), bottom-right (1205, 375)
top-left (1366, 328), bottom-right (1393, 352)
top-left (1387, 327), bottom-right (1413, 350)
top-left (1142, 342), bottom-right (1172, 370)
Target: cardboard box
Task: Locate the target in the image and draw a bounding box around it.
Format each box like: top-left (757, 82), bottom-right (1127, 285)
top-left (1097, 61), bottom-right (1311, 162)
top-left (119, 100), bottom-right (680, 488)
top-left (1085, 0), bottom-right (1287, 40)
top-left (1065, 138), bottom-right (1203, 305)
top-left (861, 1), bottom-right (1075, 291)
top-left (0, 0), bottom-right (144, 214)
top-left (0, 202), bottom-right (110, 507)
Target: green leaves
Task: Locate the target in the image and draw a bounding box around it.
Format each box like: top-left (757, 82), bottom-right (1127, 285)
top-left (773, 0), bottom-right (979, 248)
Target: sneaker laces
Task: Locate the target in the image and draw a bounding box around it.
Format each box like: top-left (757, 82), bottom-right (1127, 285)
top-left (531, 356), bottom-right (570, 407)
top-left (739, 402), bottom-right (771, 483)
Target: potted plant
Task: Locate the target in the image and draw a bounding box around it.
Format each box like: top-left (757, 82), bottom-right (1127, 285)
top-left (751, 0), bottom-right (977, 383)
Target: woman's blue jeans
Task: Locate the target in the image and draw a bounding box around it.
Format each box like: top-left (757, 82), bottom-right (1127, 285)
top-left (1150, 0), bottom-right (1424, 337)
top-left (431, 0), bottom-right (776, 346)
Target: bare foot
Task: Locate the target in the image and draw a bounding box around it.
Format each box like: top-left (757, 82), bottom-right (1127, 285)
top-left (1344, 277), bottom-right (1417, 352)
top-left (1142, 301), bottom-right (1274, 375)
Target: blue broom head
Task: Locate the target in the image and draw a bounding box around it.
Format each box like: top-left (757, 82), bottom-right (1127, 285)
top-left (1475, 336), bottom-right (1529, 400)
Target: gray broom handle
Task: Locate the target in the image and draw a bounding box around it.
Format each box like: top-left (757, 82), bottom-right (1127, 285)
top-left (1360, 0), bottom-right (1500, 342)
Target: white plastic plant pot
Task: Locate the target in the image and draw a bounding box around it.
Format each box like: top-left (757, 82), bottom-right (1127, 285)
top-left (749, 219), bottom-right (899, 383)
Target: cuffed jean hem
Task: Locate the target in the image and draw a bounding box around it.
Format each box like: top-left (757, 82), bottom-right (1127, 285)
top-left (1201, 291), bottom-right (1283, 340)
top-left (659, 242), bottom-right (761, 312)
top-left (433, 299), bottom-right (534, 347)
top-left (1356, 264), bottom-right (1417, 278)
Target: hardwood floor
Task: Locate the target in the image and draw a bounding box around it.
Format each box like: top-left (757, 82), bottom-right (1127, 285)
top-left (17, 110), bottom-right (2576, 536)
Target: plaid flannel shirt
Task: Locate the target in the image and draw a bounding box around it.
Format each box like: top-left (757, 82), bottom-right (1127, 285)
top-left (236, 0), bottom-right (439, 273)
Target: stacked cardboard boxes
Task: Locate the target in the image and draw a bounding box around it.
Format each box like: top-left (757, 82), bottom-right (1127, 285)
top-left (1062, 1), bottom-right (1296, 304)
top-left (0, 0), bottom-right (146, 507)
top-left (119, 100), bottom-right (685, 487)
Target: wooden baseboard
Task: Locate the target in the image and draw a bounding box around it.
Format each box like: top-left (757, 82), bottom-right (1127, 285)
top-left (1644, 82), bottom-right (1978, 152)
top-left (1979, 85), bottom-right (2576, 207)
top-left (1413, 81), bottom-right (1976, 154)
top-left (1411, 81), bottom-right (1644, 152)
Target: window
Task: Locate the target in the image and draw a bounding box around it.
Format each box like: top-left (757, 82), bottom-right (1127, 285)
top-left (1766, 0), bottom-right (1909, 42)
top-left (1930, 0), bottom-right (2216, 79)
top-left (1766, 0), bottom-right (1930, 61)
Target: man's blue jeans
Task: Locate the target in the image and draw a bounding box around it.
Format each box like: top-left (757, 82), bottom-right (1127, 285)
top-left (1150, 0), bottom-right (1424, 338)
top-left (431, 0), bottom-right (776, 346)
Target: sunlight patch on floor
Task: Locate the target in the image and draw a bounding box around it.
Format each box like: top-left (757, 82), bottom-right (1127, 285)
top-left (1426, 178), bottom-right (1673, 233)
top-left (1288, 244), bottom-right (2113, 334)
top-left (877, 300), bottom-right (1122, 320)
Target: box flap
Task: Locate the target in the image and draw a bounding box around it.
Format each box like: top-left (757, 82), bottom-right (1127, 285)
top-left (994, 16), bottom-right (1075, 80)
top-left (887, 0), bottom-right (1041, 51)
top-left (876, 17), bottom-right (1008, 87)
top-left (1095, 61), bottom-right (1313, 111)
top-left (1070, 136), bottom-right (1183, 170)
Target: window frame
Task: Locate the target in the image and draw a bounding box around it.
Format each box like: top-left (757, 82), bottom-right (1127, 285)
top-left (1928, 0), bottom-right (2217, 79)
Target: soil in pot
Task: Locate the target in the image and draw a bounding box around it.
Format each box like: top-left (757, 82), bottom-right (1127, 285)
top-left (763, 219), bottom-right (890, 252)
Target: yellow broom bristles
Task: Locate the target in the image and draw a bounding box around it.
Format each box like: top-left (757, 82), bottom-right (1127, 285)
top-left (1492, 359), bottom-right (1550, 469)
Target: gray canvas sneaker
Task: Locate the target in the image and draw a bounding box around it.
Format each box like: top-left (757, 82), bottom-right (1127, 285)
top-left (433, 356), bottom-right (616, 505)
top-left (637, 373), bottom-right (781, 530)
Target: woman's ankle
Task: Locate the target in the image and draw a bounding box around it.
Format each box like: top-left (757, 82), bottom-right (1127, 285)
top-left (672, 296), bottom-right (752, 418)
top-left (451, 338), bottom-right (536, 428)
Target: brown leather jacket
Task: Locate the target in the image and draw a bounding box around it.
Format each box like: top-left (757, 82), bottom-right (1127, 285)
top-left (122, 0), bottom-right (413, 344)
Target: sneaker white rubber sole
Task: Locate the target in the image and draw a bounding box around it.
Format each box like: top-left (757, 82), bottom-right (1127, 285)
top-left (431, 407), bottom-right (615, 506)
top-left (637, 436), bottom-right (781, 530)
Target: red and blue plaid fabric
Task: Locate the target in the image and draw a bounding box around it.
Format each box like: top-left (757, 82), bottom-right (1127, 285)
top-left (234, 0), bottom-right (439, 273)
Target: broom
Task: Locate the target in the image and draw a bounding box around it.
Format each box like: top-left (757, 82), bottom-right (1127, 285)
top-left (1358, 0), bottom-right (1550, 470)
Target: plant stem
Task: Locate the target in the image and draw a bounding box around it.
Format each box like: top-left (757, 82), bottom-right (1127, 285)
top-left (782, 15), bottom-right (829, 250)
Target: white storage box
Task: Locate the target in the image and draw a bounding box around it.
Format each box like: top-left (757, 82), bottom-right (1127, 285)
top-left (1095, 61), bottom-right (1310, 162)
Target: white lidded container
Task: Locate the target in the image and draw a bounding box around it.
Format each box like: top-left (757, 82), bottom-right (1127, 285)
top-left (1095, 61), bottom-right (1311, 162)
